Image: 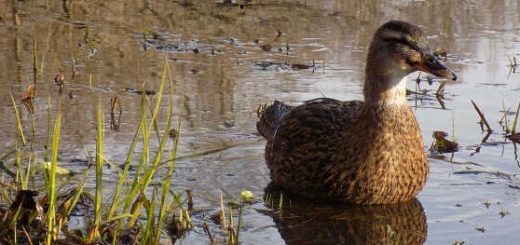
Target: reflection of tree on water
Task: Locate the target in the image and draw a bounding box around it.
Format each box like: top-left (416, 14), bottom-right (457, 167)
top-left (263, 184), bottom-right (426, 245)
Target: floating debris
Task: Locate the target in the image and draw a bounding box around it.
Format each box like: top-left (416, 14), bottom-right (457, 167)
top-left (1, 190), bottom-right (42, 227)
top-left (499, 209), bottom-right (510, 218)
top-left (240, 190), bottom-right (255, 203)
top-left (41, 161), bottom-right (73, 175)
top-left (507, 133), bottom-right (520, 143)
top-left (260, 44), bottom-right (272, 52)
top-left (507, 55), bottom-right (517, 77)
top-left (406, 88), bottom-right (427, 96)
top-left (276, 29), bottom-right (282, 39)
top-left (167, 209), bottom-right (192, 240)
top-left (452, 241), bottom-right (466, 245)
top-left (475, 226), bottom-right (485, 233)
top-left (482, 201), bottom-right (491, 208)
top-left (70, 157), bottom-right (90, 165)
top-left (53, 71), bottom-right (73, 97)
top-left (169, 128), bottom-right (178, 140)
top-left (22, 83), bottom-right (36, 102)
top-left (291, 63), bottom-right (313, 70)
top-left (431, 131), bottom-right (458, 153)
top-left (110, 96), bottom-right (122, 131)
top-left (202, 222), bottom-right (215, 245)
top-left (141, 32), bottom-right (214, 54)
top-left (454, 170), bottom-right (512, 179)
top-left (254, 61), bottom-right (315, 72)
top-left (125, 88), bottom-right (157, 96)
top-left (186, 190), bottom-right (193, 210)
top-left (223, 120), bottom-right (236, 128)
top-left (209, 210), bottom-right (222, 225)
top-left (54, 71), bottom-right (64, 85)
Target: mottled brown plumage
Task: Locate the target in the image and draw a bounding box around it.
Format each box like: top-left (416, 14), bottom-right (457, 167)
top-left (257, 20), bottom-right (457, 205)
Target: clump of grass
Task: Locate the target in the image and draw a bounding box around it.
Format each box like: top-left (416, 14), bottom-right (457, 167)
top-left (0, 61), bottom-right (191, 244)
top-left (199, 191), bottom-right (254, 245)
top-left (209, 193), bottom-right (247, 245)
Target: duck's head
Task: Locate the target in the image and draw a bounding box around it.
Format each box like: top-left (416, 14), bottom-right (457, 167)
top-left (364, 20), bottom-right (457, 104)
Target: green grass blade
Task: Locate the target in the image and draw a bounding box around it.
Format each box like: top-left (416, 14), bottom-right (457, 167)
top-left (512, 100), bottom-right (520, 134)
top-left (155, 81), bottom-right (180, 243)
top-left (93, 98), bottom-right (104, 240)
top-left (64, 170), bottom-right (89, 218)
top-left (46, 110), bottom-right (61, 245)
top-left (107, 122), bottom-right (142, 219)
top-left (9, 92), bottom-right (26, 145)
top-left (123, 62), bottom-right (168, 215)
top-left (122, 98), bottom-right (148, 215)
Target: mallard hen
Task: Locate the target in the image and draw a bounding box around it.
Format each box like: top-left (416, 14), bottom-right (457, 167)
top-left (257, 20), bottom-right (457, 205)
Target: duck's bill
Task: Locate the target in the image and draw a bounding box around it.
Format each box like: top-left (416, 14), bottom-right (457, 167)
top-left (414, 54), bottom-right (457, 81)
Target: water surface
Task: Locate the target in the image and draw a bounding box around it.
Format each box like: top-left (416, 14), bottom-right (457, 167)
top-left (1, 1), bottom-right (520, 244)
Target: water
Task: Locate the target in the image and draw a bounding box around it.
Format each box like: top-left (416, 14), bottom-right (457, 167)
top-left (1, 0), bottom-right (520, 244)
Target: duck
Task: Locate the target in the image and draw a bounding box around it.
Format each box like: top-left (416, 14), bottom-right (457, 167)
top-left (256, 20), bottom-right (457, 205)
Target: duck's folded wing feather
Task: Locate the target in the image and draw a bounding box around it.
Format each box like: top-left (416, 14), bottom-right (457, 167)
top-left (257, 98), bottom-right (363, 195)
top-left (257, 98), bottom-right (363, 143)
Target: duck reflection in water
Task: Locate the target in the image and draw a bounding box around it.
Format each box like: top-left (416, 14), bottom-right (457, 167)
top-left (263, 184), bottom-right (426, 245)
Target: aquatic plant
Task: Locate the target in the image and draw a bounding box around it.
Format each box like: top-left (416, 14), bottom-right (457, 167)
top-left (0, 62), bottom-right (192, 244)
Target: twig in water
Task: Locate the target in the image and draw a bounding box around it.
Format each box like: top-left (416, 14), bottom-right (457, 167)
top-left (436, 80), bottom-right (447, 98)
top-left (109, 95), bottom-right (122, 131)
top-left (470, 131), bottom-right (492, 157)
top-left (203, 222), bottom-right (215, 245)
top-left (507, 55), bottom-right (517, 78)
top-left (470, 100), bottom-right (492, 132)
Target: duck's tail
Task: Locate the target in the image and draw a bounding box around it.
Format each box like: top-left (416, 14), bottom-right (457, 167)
top-left (256, 100), bottom-right (293, 141)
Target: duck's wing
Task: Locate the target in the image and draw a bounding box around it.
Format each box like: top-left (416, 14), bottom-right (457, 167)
top-left (257, 98), bottom-right (363, 142)
top-left (257, 98), bottom-right (363, 196)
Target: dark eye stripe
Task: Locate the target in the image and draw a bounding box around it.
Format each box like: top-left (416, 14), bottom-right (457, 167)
top-left (384, 37), bottom-right (409, 45)
top-left (383, 37), bottom-right (422, 52)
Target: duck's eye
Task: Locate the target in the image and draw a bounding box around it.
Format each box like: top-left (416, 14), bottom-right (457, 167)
top-left (428, 56), bottom-right (439, 65)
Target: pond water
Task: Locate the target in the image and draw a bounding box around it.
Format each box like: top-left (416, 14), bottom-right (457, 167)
top-left (1, 0), bottom-right (520, 244)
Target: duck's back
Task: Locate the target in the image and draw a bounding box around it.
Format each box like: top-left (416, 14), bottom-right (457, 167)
top-left (257, 98), bottom-right (363, 198)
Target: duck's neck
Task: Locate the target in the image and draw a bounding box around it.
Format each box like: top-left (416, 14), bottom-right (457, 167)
top-left (363, 74), bottom-right (409, 107)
